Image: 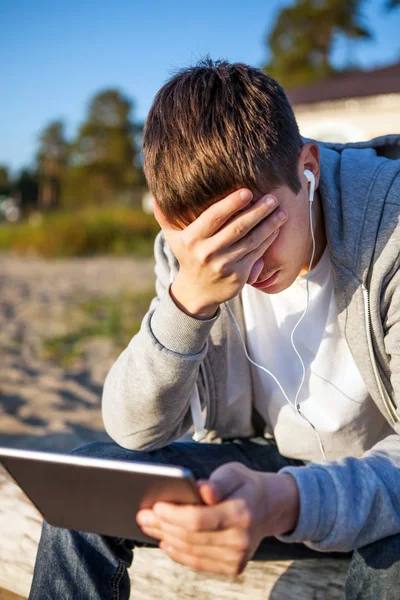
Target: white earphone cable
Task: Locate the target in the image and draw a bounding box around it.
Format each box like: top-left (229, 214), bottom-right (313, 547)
top-left (224, 174), bottom-right (327, 461)
top-left (293, 195), bottom-right (327, 461)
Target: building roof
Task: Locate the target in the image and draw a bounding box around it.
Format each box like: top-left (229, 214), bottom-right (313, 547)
top-left (287, 61), bottom-right (400, 106)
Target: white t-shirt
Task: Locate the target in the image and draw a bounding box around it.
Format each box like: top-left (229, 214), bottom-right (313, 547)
top-left (241, 247), bottom-right (392, 461)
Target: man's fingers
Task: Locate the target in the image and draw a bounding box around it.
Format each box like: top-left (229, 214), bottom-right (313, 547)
top-left (139, 525), bottom-right (163, 540)
top-left (160, 543), bottom-right (246, 577)
top-left (197, 481), bottom-right (220, 505)
top-left (153, 499), bottom-right (247, 531)
top-left (247, 258), bottom-right (264, 285)
top-left (212, 195), bottom-right (278, 248)
top-left (141, 519), bottom-right (246, 550)
top-left (238, 229), bottom-right (280, 275)
top-left (225, 206), bottom-right (286, 262)
top-left (192, 188), bottom-right (254, 239)
top-left (158, 534), bottom-right (246, 564)
top-left (153, 502), bottom-right (222, 530)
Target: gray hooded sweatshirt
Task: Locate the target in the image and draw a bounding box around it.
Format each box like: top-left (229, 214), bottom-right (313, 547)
top-left (102, 135), bottom-right (400, 553)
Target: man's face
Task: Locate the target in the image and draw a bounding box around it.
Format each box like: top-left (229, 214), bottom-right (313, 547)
top-left (248, 182), bottom-right (318, 294)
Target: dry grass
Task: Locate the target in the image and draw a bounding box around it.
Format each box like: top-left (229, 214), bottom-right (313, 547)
top-left (0, 206), bottom-right (159, 258)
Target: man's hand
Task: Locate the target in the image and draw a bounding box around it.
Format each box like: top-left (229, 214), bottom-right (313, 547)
top-left (154, 189), bottom-right (287, 319)
top-left (136, 462), bottom-right (299, 577)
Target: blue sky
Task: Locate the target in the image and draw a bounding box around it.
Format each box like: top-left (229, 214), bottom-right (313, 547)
top-left (1, 0), bottom-right (399, 173)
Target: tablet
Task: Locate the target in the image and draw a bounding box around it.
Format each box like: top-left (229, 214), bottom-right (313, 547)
top-left (0, 447), bottom-right (204, 544)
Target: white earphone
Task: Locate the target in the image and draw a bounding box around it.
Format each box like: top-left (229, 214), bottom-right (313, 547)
top-left (304, 169), bottom-right (315, 203)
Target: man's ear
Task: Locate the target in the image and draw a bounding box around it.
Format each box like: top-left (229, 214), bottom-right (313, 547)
top-left (299, 142), bottom-right (321, 190)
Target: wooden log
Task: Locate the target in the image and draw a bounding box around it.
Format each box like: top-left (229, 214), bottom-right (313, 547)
top-left (0, 466), bottom-right (350, 599)
top-left (0, 591), bottom-right (26, 600)
top-left (0, 467), bottom-right (43, 598)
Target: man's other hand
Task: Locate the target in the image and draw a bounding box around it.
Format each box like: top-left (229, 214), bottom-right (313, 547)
top-left (136, 462), bottom-right (299, 577)
top-left (153, 189), bottom-right (287, 319)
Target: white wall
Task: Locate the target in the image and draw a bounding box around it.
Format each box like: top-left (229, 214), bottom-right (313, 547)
top-left (294, 93), bottom-right (400, 143)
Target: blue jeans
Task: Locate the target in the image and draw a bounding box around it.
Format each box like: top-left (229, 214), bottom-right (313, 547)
top-left (29, 438), bottom-right (400, 599)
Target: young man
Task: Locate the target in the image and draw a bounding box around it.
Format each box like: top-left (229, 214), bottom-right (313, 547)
top-left (29, 60), bottom-right (400, 599)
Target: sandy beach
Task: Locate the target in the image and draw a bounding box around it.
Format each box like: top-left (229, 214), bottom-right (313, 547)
top-left (0, 252), bottom-right (156, 453)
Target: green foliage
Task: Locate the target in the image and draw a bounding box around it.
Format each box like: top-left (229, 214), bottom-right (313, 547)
top-left (0, 165), bottom-right (11, 194)
top-left (41, 288), bottom-right (155, 367)
top-left (264, 0), bottom-right (372, 88)
top-left (15, 169), bottom-right (39, 209)
top-left (62, 89), bottom-right (142, 209)
top-left (36, 121), bottom-right (69, 210)
top-left (37, 121), bottom-right (69, 170)
top-left (0, 205), bottom-right (159, 258)
top-left (32, 90), bottom-right (144, 211)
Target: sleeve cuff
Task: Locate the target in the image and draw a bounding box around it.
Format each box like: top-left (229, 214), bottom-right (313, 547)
top-left (150, 285), bottom-right (220, 355)
top-left (275, 465), bottom-right (336, 545)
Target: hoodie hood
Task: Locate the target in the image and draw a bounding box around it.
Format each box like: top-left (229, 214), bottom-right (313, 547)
top-left (313, 135), bottom-right (400, 283)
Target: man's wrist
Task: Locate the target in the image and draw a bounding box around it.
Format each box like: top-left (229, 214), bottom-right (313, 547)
top-left (261, 473), bottom-right (300, 537)
top-left (170, 280), bottom-right (219, 320)
top-left (277, 473), bottom-right (300, 535)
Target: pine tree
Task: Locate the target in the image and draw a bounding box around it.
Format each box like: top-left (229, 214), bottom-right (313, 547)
top-left (36, 120), bottom-right (69, 210)
top-left (63, 90), bottom-right (142, 209)
top-left (264, 0), bottom-right (371, 88)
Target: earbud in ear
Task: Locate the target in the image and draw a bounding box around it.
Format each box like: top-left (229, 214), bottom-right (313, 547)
top-left (303, 169), bottom-right (315, 203)
top-left (303, 169), bottom-right (315, 186)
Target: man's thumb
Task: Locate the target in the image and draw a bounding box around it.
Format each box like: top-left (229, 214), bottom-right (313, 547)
top-left (197, 480), bottom-right (220, 505)
top-left (208, 462), bottom-right (246, 502)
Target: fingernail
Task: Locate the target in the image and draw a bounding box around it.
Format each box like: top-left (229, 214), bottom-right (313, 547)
top-left (240, 190), bottom-right (252, 202)
top-left (277, 208), bottom-right (287, 220)
top-left (264, 196), bottom-right (276, 208)
top-left (137, 513), bottom-right (154, 526)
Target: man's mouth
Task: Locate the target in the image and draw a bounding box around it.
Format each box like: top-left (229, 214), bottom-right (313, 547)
top-left (251, 270), bottom-right (280, 289)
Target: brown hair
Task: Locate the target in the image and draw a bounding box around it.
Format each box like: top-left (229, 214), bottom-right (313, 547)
top-left (143, 58), bottom-right (303, 228)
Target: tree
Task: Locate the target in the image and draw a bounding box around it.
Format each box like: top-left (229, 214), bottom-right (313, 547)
top-left (14, 169), bottom-right (39, 212)
top-left (63, 89), bottom-right (142, 209)
top-left (264, 0), bottom-right (371, 88)
top-left (36, 120), bottom-right (69, 210)
top-left (0, 165), bottom-right (12, 195)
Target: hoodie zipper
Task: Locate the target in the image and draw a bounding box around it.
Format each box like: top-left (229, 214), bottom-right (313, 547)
top-left (362, 283), bottom-right (399, 425)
